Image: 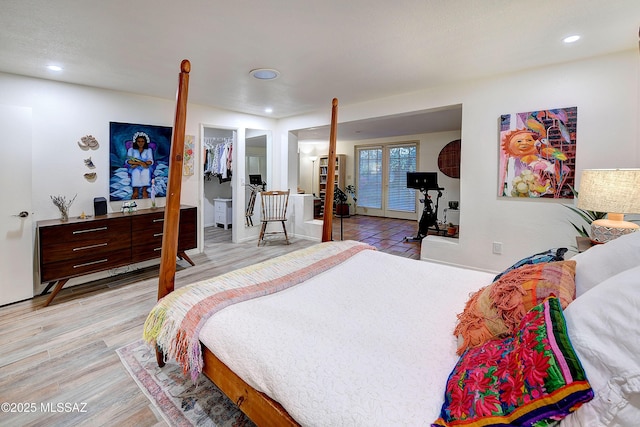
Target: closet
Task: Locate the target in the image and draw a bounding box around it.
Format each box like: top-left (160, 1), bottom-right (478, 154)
top-left (203, 129), bottom-right (235, 229)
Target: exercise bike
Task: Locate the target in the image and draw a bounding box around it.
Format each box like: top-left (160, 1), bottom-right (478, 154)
top-left (404, 172), bottom-right (445, 242)
top-left (405, 188), bottom-right (444, 241)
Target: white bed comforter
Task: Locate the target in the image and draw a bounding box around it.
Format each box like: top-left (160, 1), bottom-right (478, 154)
top-left (200, 249), bottom-right (495, 426)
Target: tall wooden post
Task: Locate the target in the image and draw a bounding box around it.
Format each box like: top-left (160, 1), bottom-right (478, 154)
top-left (321, 98), bottom-right (338, 242)
top-left (158, 59), bottom-right (191, 300)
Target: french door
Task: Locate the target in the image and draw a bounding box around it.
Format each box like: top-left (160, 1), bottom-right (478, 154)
top-left (355, 142), bottom-right (417, 219)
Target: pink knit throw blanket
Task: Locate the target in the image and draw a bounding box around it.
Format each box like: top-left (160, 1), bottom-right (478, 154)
top-left (143, 240), bottom-right (376, 381)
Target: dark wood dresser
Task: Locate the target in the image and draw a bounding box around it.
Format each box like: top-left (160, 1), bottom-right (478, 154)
top-left (37, 205), bottom-right (197, 306)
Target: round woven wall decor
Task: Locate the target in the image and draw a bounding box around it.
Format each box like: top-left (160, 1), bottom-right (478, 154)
top-left (437, 139), bottom-right (460, 178)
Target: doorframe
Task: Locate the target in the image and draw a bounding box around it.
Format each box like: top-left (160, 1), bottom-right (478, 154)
top-left (199, 124), bottom-right (239, 247)
top-left (354, 141), bottom-right (419, 220)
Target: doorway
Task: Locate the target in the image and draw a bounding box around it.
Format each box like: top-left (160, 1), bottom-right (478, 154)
top-left (245, 129), bottom-right (268, 229)
top-left (355, 142), bottom-right (418, 220)
top-left (0, 105), bottom-right (34, 305)
top-left (202, 127), bottom-right (235, 239)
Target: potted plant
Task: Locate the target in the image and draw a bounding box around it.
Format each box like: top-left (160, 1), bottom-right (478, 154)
top-left (334, 186), bottom-right (350, 217)
top-left (447, 222), bottom-right (458, 236)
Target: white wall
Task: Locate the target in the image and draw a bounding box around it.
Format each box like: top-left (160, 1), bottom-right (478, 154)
top-left (1, 49), bottom-right (638, 280)
top-left (0, 71), bottom-right (276, 290)
top-left (279, 50), bottom-right (640, 272)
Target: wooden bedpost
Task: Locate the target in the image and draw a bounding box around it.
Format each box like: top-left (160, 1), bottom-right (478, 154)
top-left (321, 98), bottom-right (338, 242)
top-left (158, 59), bottom-right (191, 301)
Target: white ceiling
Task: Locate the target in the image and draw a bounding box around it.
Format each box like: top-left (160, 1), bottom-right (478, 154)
top-left (295, 104), bottom-right (463, 142)
top-left (1, 0), bottom-right (638, 140)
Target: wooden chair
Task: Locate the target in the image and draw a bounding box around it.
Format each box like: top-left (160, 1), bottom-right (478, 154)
top-left (258, 190), bottom-right (290, 246)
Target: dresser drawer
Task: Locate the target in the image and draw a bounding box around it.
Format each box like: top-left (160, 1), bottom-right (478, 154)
top-left (39, 217), bottom-right (131, 265)
top-left (132, 212), bottom-right (164, 239)
top-left (131, 236), bottom-right (164, 263)
top-left (130, 207), bottom-right (196, 262)
top-left (130, 211), bottom-right (164, 263)
top-left (131, 211), bottom-right (165, 231)
top-left (36, 206), bottom-right (198, 306)
top-left (40, 249), bottom-right (132, 282)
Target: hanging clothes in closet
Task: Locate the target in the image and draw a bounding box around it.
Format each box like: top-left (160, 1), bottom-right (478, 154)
top-left (203, 137), bottom-right (233, 183)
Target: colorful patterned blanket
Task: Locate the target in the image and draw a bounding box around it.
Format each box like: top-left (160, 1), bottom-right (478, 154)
top-left (143, 240), bottom-right (376, 381)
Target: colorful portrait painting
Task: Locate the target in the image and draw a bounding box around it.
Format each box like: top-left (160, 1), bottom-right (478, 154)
top-left (499, 107), bottom-right (577, 199)
top-left (109, 122), bottom-right (172, 201)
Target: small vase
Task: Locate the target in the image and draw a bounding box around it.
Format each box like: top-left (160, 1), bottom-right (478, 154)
top-left (59, 209), bottom-right (69, 222)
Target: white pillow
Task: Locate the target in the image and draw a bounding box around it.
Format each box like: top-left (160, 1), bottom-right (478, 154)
top-left (560, 265), bottom-right (640, 426)
top-left (571, 230), bottom-right (640, 296)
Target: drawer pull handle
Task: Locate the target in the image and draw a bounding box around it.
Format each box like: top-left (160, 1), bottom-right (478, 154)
top-left (153, 247), bottom-right (162, 252)
top-left (73, 226), bottom-right (108, 234)
top-left (153, 218), bottom-right (164, 223)
top-left (153, 232), bottom-right (163, 237)
top-left (73, 243), bottom-right (108, 251)
top-left (73, 259), bottom-right (108, 268)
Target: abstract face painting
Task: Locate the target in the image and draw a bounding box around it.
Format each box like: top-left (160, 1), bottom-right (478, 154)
top-left (499, 107), bottom-right (577, 199)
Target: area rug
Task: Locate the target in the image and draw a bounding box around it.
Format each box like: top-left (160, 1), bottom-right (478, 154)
top-left (117, 339), bottom-right (254, 427)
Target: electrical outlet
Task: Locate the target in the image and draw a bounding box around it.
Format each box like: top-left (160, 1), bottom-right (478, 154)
top-left (492, 242), bottom-right (503, 254)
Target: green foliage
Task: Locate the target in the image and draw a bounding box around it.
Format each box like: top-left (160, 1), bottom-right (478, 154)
top-left (563, 186), bottom-right (607, 237)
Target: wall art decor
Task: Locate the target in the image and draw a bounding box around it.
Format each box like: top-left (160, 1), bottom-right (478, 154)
top-left (438, 139), bottom-right (461, 179)
top-left (78, 134), bottom-right (99, 150)
top-left (109, 122), bottom-right (172, 201)
top-left (498, 107), bottom-right (577, 199)
top-left (183, 134), bottom-right (195, 176)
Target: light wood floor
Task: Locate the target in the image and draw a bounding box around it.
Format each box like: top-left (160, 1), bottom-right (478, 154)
top-left (0, 216), bottom-right (419, 427)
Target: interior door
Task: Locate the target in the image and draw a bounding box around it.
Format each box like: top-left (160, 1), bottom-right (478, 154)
top-left (0, 105), bottom-right (34, 305)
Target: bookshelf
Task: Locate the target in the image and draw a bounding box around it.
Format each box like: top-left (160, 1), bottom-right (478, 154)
top-left (318, 154), bottom-right (346, 216)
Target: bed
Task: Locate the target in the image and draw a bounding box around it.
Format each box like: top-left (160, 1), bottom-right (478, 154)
top-left (144, 231), bottom-right (640, 426)
top-left (148, 61), bottom-right (640, 426)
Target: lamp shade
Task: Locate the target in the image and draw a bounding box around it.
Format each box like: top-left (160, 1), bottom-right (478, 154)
top-left (576, 169), bottom-right (640, 214)
top-left (576, 168), bottom-right (640, 243)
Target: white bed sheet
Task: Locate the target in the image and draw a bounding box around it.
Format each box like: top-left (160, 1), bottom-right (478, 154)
top-left (199, 249), bottom-right (495, 426)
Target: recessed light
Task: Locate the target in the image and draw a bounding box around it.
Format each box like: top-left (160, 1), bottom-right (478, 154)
top-left (47, 65), bottom-right (63, 71)
top-left (563, 35), bottom-right (580, 44)
top-left (249, 68), bottom-right (280, 80)
top-left (264, 107), bottom-right (273, 114)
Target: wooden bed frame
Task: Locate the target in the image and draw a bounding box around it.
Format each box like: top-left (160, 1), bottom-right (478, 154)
top-left (156, 60), bottom-right (338, 426)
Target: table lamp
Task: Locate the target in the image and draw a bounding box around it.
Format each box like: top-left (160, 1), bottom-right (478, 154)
top-left (576, 168), bottom-right (640, 243)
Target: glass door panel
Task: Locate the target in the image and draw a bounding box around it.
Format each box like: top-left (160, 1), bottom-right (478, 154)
top-left (356, 143), bottom-right (417, 219)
